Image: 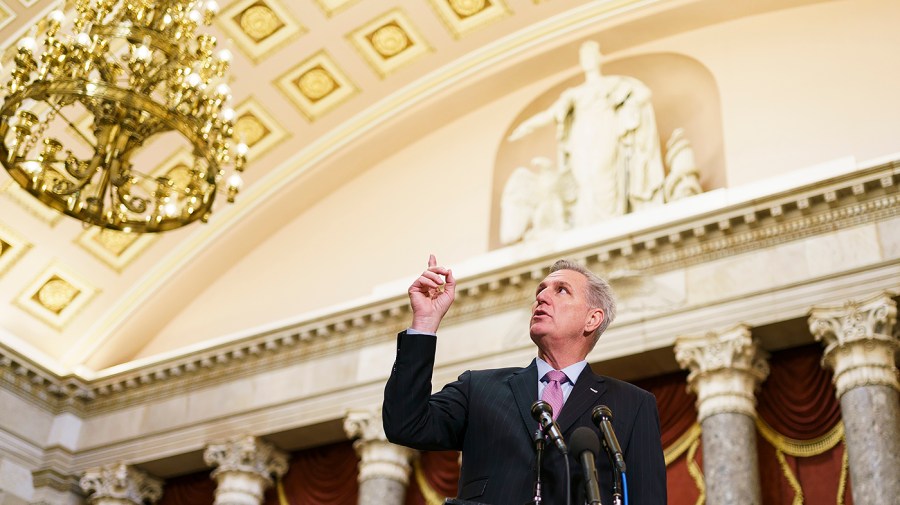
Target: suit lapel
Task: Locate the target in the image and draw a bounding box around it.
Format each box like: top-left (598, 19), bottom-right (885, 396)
top-left (556, 365), bottom-right (607, 434)
top-left (507, 359), bottom-right (539, 438)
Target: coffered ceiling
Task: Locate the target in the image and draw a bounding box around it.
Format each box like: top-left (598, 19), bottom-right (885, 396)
top-left (0, 0), bottom-right (823, 373)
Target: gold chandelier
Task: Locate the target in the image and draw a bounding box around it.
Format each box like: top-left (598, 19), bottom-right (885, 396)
top-left (0, 0), bottom-right (246, 232)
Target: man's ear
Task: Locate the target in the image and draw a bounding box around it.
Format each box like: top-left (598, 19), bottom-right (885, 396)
top-left (585, 308), bottom-right (604, 334)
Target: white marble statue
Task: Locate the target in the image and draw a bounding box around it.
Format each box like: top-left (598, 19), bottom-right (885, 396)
top-left (500, 157), bottom-right (575, 245)
top-left (508, 41), bottom-right (666, 227)
top-left (663, 128), bottom-right (703, 202)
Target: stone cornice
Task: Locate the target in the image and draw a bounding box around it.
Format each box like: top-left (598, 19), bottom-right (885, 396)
top-left (1, 157), bottom-right (898, 416)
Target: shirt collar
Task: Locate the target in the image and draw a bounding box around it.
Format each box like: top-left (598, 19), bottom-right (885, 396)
top-left (536, 357), bottom-right (588, 384)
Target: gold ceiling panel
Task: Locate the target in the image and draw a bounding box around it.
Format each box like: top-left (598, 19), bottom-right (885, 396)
top-left (0, 2), bottom-right (13, 31)
top-left (313, 0), bottom-right (359, 17)
top-left (429, 0), bottom-right (511, 37)
top-left (15, 263), bottom-right (97, 330)
top-left (76, 228), bottom-right (156, 273)
top-left (217, 0), bottom-right (304, 63)
top-left (276, 51), bottom-right (358, 121)
top-left (1, 179), bottom-right (63, 226)
top-left (0, 222), bottom-right (30, 277)
top-left (233, 97), bottom-right (289, 161)
top-left (348, 9), bottom-right (432, 78)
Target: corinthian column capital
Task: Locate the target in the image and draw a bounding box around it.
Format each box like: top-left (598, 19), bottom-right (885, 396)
top-left (809, 292), bottom-right (899, 398)
top-left (343, 408), bottom-right (415, 485)
top-left (79, 463), bottom-right (162, 505)
top-left (675, 324), bottom-right (770, 421)
top-left (204, 435), bottom-right (288, 505)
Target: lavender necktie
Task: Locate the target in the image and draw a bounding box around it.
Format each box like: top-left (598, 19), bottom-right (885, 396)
top-left (541, 370), bottom-right (568, 420)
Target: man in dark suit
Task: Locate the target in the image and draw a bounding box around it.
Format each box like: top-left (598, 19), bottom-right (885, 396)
top-left (383, 256), bottom-right (666, 504)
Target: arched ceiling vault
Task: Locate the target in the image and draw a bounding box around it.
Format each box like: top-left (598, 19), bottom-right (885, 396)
top-left (0, 0), bottom-right (824, 373)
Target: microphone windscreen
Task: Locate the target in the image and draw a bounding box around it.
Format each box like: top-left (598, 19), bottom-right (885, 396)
top-left (569, 426), bottom-right (601, 457)
top-left (591, 404), bottom-right (613, 424)
top-left (531, 400), bottom-right (553, 420)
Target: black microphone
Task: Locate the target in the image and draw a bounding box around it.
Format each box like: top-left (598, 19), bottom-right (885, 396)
top-left (591, 405), bottom-right (626, 473)
top-left (531, 400), bottom-right (568, 454)
top-left (569, 426), bottom-right (602, 505)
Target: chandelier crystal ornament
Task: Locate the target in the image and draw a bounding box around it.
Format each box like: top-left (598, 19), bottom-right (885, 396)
top-left (0, 0), bottom-right (247, 232)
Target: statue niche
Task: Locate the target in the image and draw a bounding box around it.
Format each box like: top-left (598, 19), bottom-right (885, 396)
top-left (501, 42), bottom-right (704, 245)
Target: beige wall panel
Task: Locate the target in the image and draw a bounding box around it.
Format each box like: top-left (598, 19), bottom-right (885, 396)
top-left (135, 83), bottom-right (544, 358)
top-left (629, 0), bottom-right (900, 184)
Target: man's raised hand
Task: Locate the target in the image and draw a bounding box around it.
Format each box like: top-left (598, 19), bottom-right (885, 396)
top-left (408, 254), bottom-right (456, 334)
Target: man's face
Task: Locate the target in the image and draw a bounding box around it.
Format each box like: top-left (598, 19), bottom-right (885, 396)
top-left (529, 269), bottom-right (601, 346)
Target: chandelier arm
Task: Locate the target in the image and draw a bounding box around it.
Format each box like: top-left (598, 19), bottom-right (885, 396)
top-left (44, 100), bottom-right (98, 150)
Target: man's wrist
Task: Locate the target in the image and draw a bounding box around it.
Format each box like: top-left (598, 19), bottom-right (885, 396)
top-left (410, 317), bottom-right (439, 334)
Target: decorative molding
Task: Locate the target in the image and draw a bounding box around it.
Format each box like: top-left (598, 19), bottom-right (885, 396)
top-left (1, 178), bottom-right (64, 225)
top-left (0, 2), bottom-right (13, 32)
top-left (348, 9), bottom-right (432, 78)
top-left (674, 324), bottom-right (770, 421)
top-left (809, 292), bottom-right (899, 397)
top-left (0, 221), bottom-right (31, 276)
top-left (32, 467), bottom-right (81, 494)
top-left (276, 50), bottom-right (358, 121)
top-left (233, 97), bottom-right (290, 161)
top-left (204, 435), bottom-right (288, 503)
top-left (344, 409), bottom-right (415, 484)
top-left (14, 262), bottom-right (99, 330)
top-left (344, 408), bottom-right (389, 443)
top-left (0, 158), bottom-right (897, 417)
top-left (428, 0), bottom-right (511, 38)
top-left (76, 228), bottom-right (156, 273)
top-left (216, 0), bottom-right (305, 63)
top-left (313, 0), bottom-right (360, 17)
top-left (79, 463), bottom-right (162, 504)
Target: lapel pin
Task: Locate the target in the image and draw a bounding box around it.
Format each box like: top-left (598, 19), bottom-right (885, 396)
top-left (590, 387), bottom-right (598, 393)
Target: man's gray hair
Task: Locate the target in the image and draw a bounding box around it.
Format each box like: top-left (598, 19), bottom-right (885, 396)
top-left (549, 259), bottom-right (617, 344)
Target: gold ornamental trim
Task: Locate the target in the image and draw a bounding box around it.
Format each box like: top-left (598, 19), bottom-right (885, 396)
top-left (757, 418), bottom-right (848, 505)
top-left (414, 457), bottom-right (448, 505)
top-left (756, 418), bottom-right (844, 458)
top-left (686, 436), bottom-right (705, 505)
top-left (663, 422), bottom-right (701, 466)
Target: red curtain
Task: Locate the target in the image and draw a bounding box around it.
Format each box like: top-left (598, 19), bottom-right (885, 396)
top-left (263, 441), bottom-right (360, 505)
top-left (157, 470), bottom-right (216, 505)
top-left (756, 344), bottom-right (852, 504)
top-left (636, 371), bottom-right (703, 505)
top-left (405, 451), bottom-right (460, 505)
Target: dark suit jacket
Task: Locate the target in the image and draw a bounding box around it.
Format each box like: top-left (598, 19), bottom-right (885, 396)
top-left (383, 331), bottom-right (666, 505)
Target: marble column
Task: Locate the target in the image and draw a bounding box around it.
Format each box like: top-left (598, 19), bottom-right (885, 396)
top-left (343, 409), bottom-right (415, 505)
top-left (809, 292), bottom-right (900, 505)
top-left (79, 463), bottom-right (161, 505)
top-left (203, 436), bottom-right (288, 505)
top-left (675, 324), bottom-right (769, 505)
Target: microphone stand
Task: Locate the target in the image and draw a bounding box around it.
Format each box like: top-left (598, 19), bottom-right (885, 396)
top-left (604, 450), bottom-right (624, 505)
top-left (527, 427), bottom-right (544, 505)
